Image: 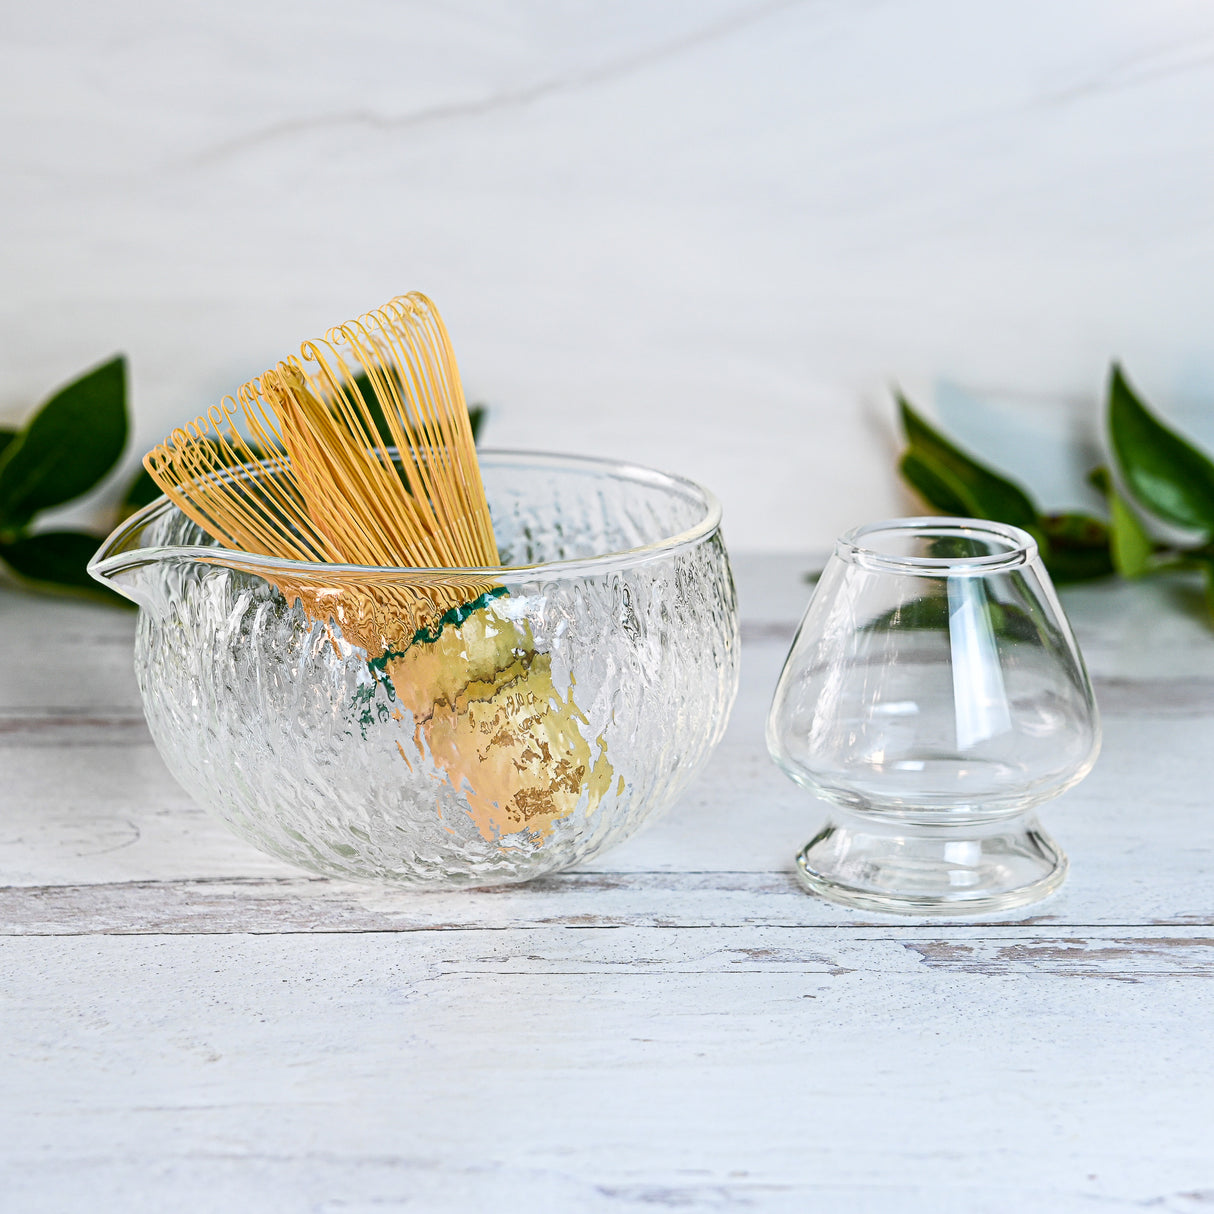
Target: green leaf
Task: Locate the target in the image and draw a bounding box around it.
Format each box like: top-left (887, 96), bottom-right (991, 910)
top-left (350, 371), bottom-right (486, 447)
top-left (0, 356), bottom-right (127, 527)
top-left (877, 592), bottom-right (950, 632)
top-left (1088, 465), bottom-right (1174, 579)
top-left (1039, 510), bottom-right (1109, 551)
top-left (898, 399), bottom-right (1116, 583)
top-left (1039, 512), bottom-right (1115, 583)
top-left (123, 435), bottom-right (274, 520)
top-left (898, 450), bottom-right (974, 517)
top-left (120, 463), bottom-right (162, 513)
top-left (1197, 558), bottom-right (1214, 622)
top-left (468, 404), bottom-right (486, 443)
top-left (864, 594), bottom-right (1044, 644)
top-left (1108, 363), bottom-right (1214, 534)
top-left (350, 371), bottom-right (394, 448)
top-left (0, 428), bottom-right (15, 461)
top-left (1107, 490), bottom-right (1153, 578)
top-left (897, 394), bottom-right (1040, 532)
top-left (0, 530), bottom-right (126, 603)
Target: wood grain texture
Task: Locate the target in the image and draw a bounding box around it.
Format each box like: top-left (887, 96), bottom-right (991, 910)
top-left (4, 932), bottom-right (1214, 1214)
top-left (3, 559), bottom-right (1214, 1212)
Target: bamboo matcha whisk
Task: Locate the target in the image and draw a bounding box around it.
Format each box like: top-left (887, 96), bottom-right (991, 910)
top-left (145, 292), bottom-right (499, 654)
top-left (144, 292), bottom-right (612, 841)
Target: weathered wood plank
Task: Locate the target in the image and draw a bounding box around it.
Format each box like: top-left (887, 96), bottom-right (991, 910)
top-left (902, 933), bottom-right (1214, 979)
top-left (0, 591), bottom-right (141, 713)
top-left (5, 562), bottom-right (1214, 1213)
top-left (0, 707), bottom-right (150, 747)
top-left (8, 874), bottom-right (1214, 936)
top-left (5, 697), bottom-right (1213, 924)
top-left (0, 871), bottom-right (999, 935)
top-left (2, 932), bottom-right (1212, 1213)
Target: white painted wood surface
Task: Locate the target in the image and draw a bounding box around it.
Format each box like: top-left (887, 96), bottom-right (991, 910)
top-left (3, 555), bottom-right (1214, 1212)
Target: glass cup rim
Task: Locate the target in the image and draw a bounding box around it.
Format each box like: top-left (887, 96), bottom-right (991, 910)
top-left (836, 516), bottom-right (1038, 576)
top-left (89, 447), bottom-right (724, 586)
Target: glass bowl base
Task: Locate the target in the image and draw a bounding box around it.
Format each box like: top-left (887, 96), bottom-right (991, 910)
top-left (795, 814), bottom-right (1067, 916)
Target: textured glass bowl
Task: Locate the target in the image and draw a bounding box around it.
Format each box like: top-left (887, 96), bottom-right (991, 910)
top-left (91, 451), bottom-right (739, 887)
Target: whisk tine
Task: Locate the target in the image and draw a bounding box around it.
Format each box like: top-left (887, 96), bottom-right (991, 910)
top-left (135, 290), bottom-right (630, 853)
top-left (143, 293), bottom-right (499, 649)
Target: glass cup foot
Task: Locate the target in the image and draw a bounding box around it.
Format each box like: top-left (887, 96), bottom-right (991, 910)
top-left (795, 813), bottom-right (1067, 916)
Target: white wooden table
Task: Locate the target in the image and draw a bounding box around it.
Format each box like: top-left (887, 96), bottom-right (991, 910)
top-left (3, 555), bottom-right (1213, 1213)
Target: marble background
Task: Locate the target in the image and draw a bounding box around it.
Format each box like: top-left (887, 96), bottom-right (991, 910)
top-left (3, 0), bottom-right (1214, 550)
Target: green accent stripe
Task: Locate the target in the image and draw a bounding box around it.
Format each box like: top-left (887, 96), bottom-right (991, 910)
top-left (367, 585), bottom-right (508, 675)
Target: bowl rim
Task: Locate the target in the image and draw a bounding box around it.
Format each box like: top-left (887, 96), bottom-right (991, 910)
top-left (90, 448), bottom-right (724, 584)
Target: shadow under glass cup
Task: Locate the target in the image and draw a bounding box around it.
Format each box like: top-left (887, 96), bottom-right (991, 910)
top-left (767, 517), bottom-right (1101, 915)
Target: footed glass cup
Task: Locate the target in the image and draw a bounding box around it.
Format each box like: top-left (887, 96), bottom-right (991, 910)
top-left (767, 518), bottom-right (1100, 915)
